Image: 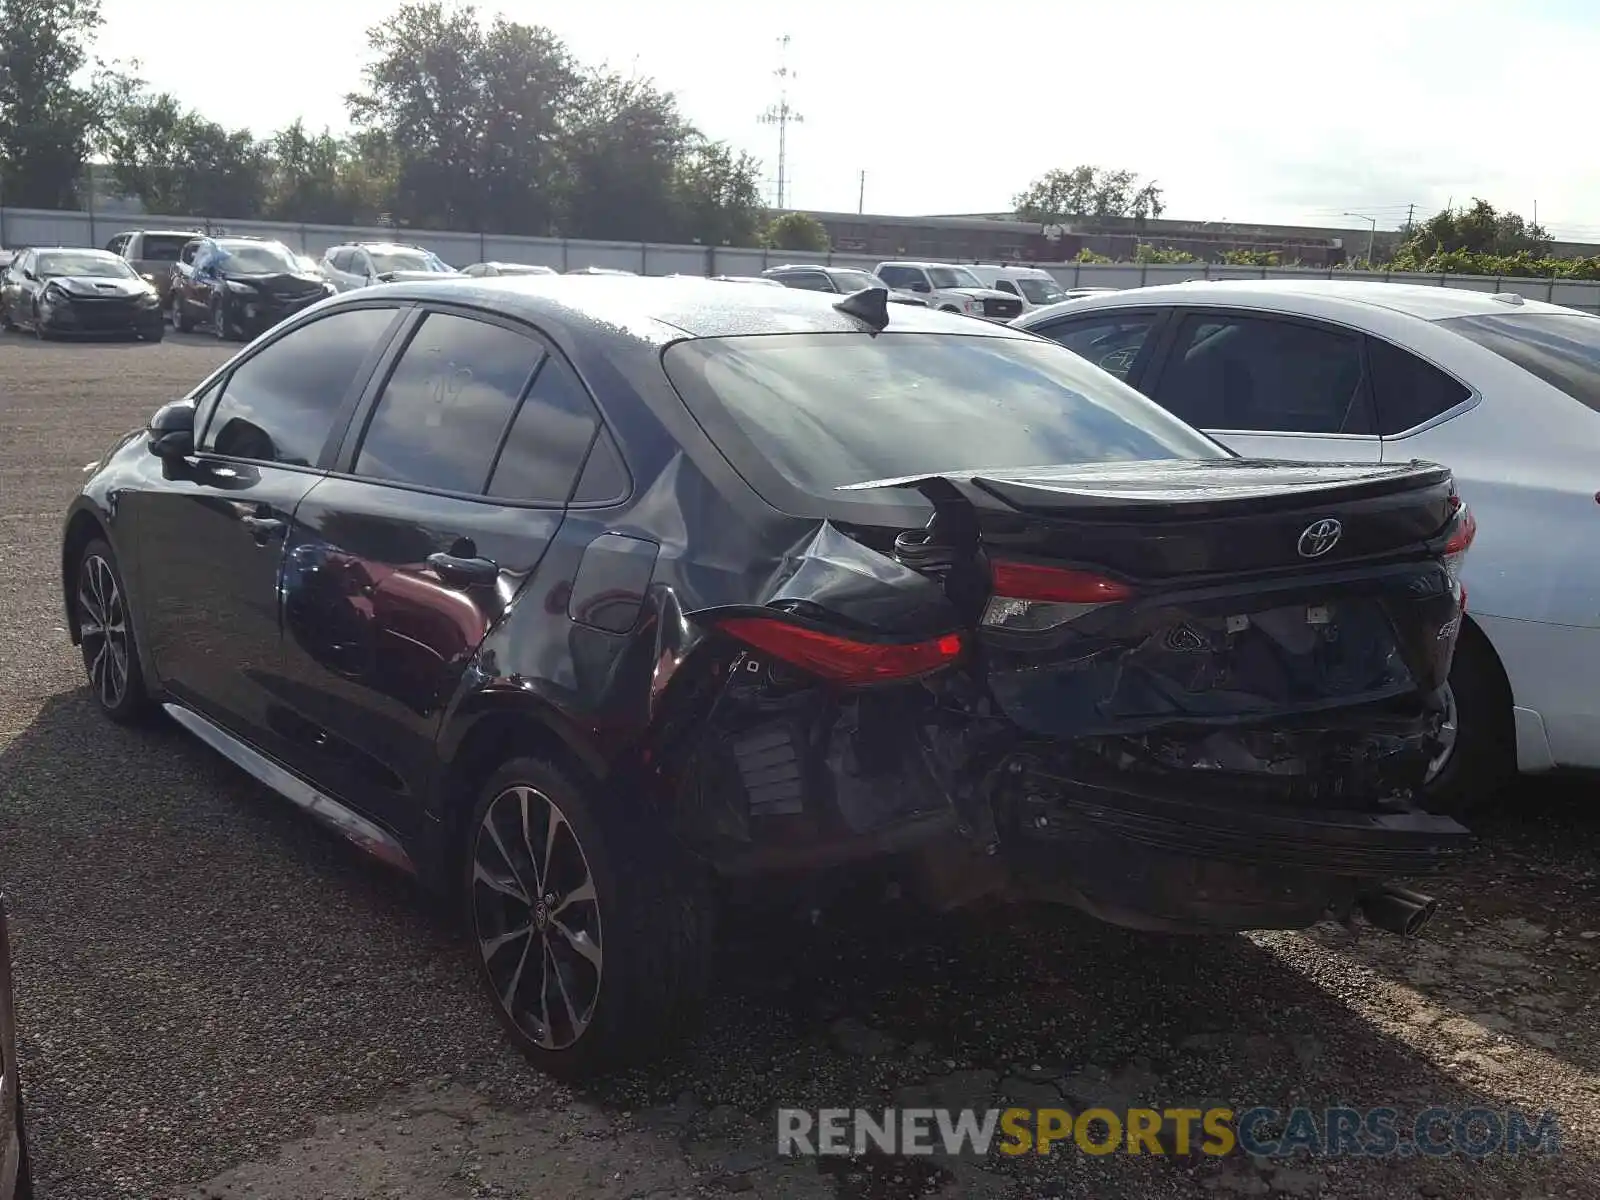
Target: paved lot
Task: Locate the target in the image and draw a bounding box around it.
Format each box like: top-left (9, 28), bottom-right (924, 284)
top-left (1, 333), bottom-right (1598, 1199)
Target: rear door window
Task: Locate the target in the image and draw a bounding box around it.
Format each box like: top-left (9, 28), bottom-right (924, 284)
top-left (1438, 312), bottom-right (1600, 413)
top-left (352, 312), bottom-right (543, 494)
top-left (1366, 338), bottom-right (1471, 434)
top-left (1152, 313), bottom-right (1371, 434)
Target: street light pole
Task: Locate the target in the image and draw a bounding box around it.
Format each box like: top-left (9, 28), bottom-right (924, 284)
top-left (1343, 212), bottom-right (1377, 265)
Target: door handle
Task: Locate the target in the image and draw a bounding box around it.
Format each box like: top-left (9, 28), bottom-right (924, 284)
top-left (241, 514), bottom-right (286, 540)
top-left (426, 551), bottom-right (498, 587)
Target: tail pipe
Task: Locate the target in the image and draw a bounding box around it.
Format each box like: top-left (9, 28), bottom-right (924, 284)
top-left (1356, 883), bottom-right (1439, 938)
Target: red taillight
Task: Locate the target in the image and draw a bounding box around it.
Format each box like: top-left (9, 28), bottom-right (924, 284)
top-left (984, 559), bottom-right (1135, 632)
top-left (1441, 501), bottom-right (1476, 610)
top-left (990, 560), bottom-right (1137, 604)
top-left (715, 616), bottom-right (964, 685)
top-left (1443, 504), bottom-right (1476, 557)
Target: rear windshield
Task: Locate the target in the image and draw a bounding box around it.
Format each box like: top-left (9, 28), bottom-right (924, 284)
top-left (662, 332), bottom-right (1227, 502)
top-left (139, 235), bottom-right (192, 262)
top-left (1439, 312), bottom-right (1600, 412)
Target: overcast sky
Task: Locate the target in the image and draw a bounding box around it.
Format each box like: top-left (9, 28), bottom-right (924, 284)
top-left (93, 0), bottom-right (1600, 240)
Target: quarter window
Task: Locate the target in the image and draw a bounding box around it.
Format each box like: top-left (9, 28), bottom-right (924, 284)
top-left (1153, 314), bottom-right (1370, 434)
top-left (1367, 338), bottom-right (1471, 434)
top-left (354, 312), bottom-right (544, 494)
top-left (202, 306), bottom-right (399, 465)
top-left (487, 355), bottom-right (604, 503)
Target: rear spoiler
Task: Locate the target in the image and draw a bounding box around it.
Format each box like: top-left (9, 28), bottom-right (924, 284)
top-left (838, 460), bottom-right (1454, 524)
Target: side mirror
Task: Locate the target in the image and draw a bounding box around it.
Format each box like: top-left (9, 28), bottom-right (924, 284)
top-left (22, 269), bottom-right (35, 282)
top-left (910, 280), bottom-right (931, 293)
top-left (147, 400), bottom-right (196, 459)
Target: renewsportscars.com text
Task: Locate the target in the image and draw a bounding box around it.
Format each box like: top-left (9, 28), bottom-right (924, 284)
top-left (777, 1106), bottom-right (1561, 1159)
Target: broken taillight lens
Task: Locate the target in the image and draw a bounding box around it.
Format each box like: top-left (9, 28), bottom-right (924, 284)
top-left (982, 559), bottom-right (1136, 632)
top-left (715, 616), bottom-right (965, 685)
top-left (1441, 500), bottom-right (1476, 607)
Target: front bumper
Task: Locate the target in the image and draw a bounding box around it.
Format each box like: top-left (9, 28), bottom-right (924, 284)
top-left (228, 290), bottom-right (329, 332)
top-left (39, 297), bottom-right (163, 337)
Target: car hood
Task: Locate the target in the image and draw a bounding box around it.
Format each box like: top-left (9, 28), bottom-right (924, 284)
top-left (224, 271), bottom-right (329, 291)
top-left (376, 269), bottom-right (458, 282)
top-left (46, 276), bottom-right (153, 299)
top-left (945, 286), bottom-right (1017, 301)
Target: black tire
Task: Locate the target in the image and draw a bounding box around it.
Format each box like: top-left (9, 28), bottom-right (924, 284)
top-left (142, 326), bottom-right (164, 343)
top-left (173, 295), bottom-right (193, 333)
top-left (940, 305), bottom-right (961, 313)
top-left (1, 304), bottom-right (14, 331)
top-left (463, 756), bottom-right (712, 1080)
top-left (31, 303), bottom-right (48, 340)
top-left (211, 298), bottom-right (228, 340)
top-left (1422, 624), bottom-right (1514, 816)
top-left (74, 538), bottom-right (153, 725)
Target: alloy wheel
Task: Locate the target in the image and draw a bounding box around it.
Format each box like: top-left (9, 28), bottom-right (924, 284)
top-left (471, 784), bottom-right (603, 1052)
top-left (78, 554), bottom-right (130, 710)
top-left (1424, 685), bottom-right (1459, 785)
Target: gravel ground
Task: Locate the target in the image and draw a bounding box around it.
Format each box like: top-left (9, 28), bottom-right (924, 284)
top-left (1, 333), bottom-right (1598, 1199)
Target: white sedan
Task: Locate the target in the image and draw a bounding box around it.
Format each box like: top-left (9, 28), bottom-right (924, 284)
top-left (1014, 279), bottom-right (1600, 811)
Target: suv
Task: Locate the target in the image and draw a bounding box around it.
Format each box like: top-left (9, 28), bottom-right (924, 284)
top-left (170, 236), bottom-right (334, 340)
top-left (761, 264), bottom-right (928, 306)
top-left (320, 242), bottom-right (458, 291)
top-left (105, 230), bottom-right (204, 308)
top-left (873, 261), bottom-right (1023, 321)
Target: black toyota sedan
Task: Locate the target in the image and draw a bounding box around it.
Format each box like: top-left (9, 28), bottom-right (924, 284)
top-left (1, 247), bottom-right (163, 341)
top-left (61, 277), bottom-right (1474, 1078)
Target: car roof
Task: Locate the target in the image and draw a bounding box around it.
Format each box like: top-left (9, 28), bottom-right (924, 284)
top-left (352, 274), bottom-right (1035, 343)
top-left (1022, 278), bottom-right (1579, 323)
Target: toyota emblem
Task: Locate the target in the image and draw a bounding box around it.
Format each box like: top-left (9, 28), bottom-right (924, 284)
top-left (1297, 518), bottom-right (1343, 559)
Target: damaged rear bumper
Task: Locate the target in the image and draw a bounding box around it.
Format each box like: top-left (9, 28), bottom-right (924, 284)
top-left (1000, 768), bottom-right (1468, 933)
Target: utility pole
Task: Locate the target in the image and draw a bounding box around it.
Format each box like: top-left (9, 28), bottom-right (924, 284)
top-left (758, 35), bottom-right (803, 210)
top-left (858, 170), bottom-right (865, 214)
top-left (1404, 202), bottom-right (1415, 235)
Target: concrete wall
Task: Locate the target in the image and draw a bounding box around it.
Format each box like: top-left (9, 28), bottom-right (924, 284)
top-left (6, 205), bottom-right (1598, 314)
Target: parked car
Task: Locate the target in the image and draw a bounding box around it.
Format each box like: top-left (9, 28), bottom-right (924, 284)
top-left (0, 896), bottom-right (31, 1199)
top-left (460, 262), bottom-right (557, 277)
top-left (873, 261), bottom-right (1023, 320)
top-left (761, 264), bottom-right (928, 306)
top-left (1, 247), bottom-right (163, 341)
top-left (61, 276), bottom-right (1472, 1078)
top-left (320, 242), bottom-right (458, 291)
top-left (169, 236), bottom-right (335, 340)
top-left (104, 229), bottom-right (203, 308)
top-left (1013, 279), bottom-right (1600, 811)
top-left (962, 265), bottom-right (1076, 310)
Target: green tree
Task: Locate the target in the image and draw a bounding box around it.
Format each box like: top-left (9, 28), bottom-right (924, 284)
top-left (672, 138), bottom-right (764, 246)
top-left (265, 121), bottom-right (391, 225)
top-left (560, 70), bottom-right (693, 241)
top-left (1013, 165), bottom-right (1165, 232)
top-left (762, 211), bottom-right (829, 252)
top-left (0, 0), bottom-right (104, 208)
top-left (347, 1), bottom-right (487, 230)
top-left (1398, 199), bottom-right (1551, 260)
top-left (98, 69), bottom-right (269, 217)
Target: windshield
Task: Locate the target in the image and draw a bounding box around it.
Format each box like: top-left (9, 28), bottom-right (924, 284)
top-left (1439, 312), bottom-right (1600, 413)
top-left (370, 249), bottom-right (452, 275)
top-left (214, 241), bottom-right (299, 274)
top-left (830, 269), bottom-right (883, 292)
top-left (928, 266), bottom-right (983, 290)
top-left (663, 332), bottom-right (1226, 503)
top-left (1018, 276), bottom-right (1068, 305)
top-left (36, 252), bottom-right (137, 280)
